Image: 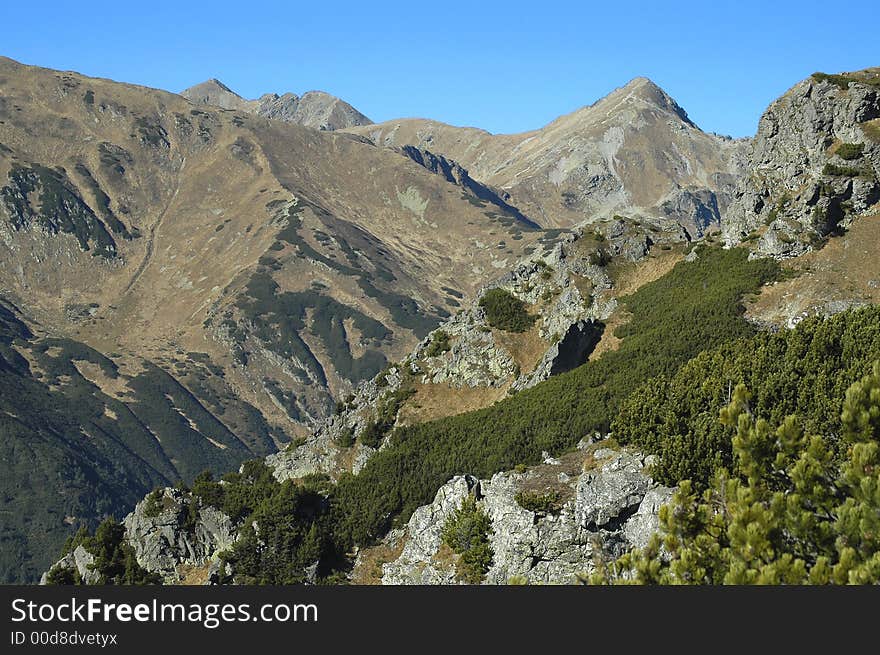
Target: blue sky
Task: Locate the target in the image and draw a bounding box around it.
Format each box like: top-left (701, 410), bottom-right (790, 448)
top-left (3, 1), bottom-right (878, 137)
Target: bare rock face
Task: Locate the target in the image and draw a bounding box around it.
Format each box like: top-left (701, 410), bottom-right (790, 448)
top-left (723, 69), bottom-right (880, 257)
top-left (379, 446), bottom-right (673, 585)
top-left (123, 488), bottom-right (235, 582)
top-left (381, 476), bottom-right (479, 585)
top-left (40, 488), bottom-right (235, 584)
top-left (266, 366), bottom-right (406, 482)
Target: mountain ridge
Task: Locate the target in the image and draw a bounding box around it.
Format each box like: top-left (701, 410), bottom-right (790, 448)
top-left (39, 64), bottom-right (880, 587)
top-left (346, 76), bottom-right (745, 234)
top-left (5, 56), bottom-right (880, 585)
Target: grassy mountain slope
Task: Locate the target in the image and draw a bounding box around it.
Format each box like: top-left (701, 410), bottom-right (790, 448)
top-left (0, 300), bottom-right (283, 582)
top-left (0, 56), bottom-right (555, 581)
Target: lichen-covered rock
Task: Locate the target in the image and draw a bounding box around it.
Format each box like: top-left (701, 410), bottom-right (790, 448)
top-left (267, 366), bottom-right (404, 481)
top-left (481, 473), bottom-right (595, 585)
top-left (575, 450), bottom-right (651, 529)
top-left (381, 476), bottom-right (479, 585)
top-left (418, 309), bottom-right (518, 388)
top-left (380, 446), bottom-right (673, 584)
top-left (513, 318), bottom-right (604, 392)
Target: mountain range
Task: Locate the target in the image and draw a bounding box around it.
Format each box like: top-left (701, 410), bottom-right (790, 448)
top-left (1, 55), bottom-right (878, 583)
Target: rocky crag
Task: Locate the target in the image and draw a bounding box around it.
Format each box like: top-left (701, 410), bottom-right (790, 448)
top-left (43, 488), bottom-right (235, 585)
top-left (723, 69), bottom-right (880, 258)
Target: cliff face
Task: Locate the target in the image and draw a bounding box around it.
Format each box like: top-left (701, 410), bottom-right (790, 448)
top-left (723, 70), bottom-right (880, 257)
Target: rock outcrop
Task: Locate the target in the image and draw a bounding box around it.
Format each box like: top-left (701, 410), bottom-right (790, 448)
top-left (266, 365), bottom-right (408, 482)
top-left (39, 546), bottom-right (100, 585)
top-left (41, 488), bottom-right (236, 584)
top-left (723, 69), bottom-right (880, 257)
top-left (122, 488), bottom-right (235, 581)
top-left (378, 445), bottom-right (673, 584)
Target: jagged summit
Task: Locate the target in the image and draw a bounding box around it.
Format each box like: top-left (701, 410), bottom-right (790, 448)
top-left (181, 79), bottom-right (371, 130)
top-left (201, 78), bottom-right (237, 93)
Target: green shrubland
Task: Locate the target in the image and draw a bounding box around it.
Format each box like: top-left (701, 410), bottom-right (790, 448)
top-left (614, 306), bottom-right (880, 486)
top-left (595, 365), bottom-right (880, 584)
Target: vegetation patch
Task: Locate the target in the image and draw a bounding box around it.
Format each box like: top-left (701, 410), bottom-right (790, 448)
top-left (424, 330), bottom-right (451, 357)
top-left (234, 271), bottom-right (390, 385)
top-left (835, 142), bottom-right (864, 160)
top-left (514, 490), bottom-right (563, 514)
top-left (479, 288), bottom-right (536, 332)
top-left (614, 305), bottom-right (880, 487)
top-left (273, 203), bottom-right (441, 337)
top-left (73, 162), bottom-right (130, 237)
top-left (822, 162), bottom-right (871, 179)
top-left (358, 376), bottom-right (417, 448)
top-left (190, 463), bottom-right (338, 584)
top-left (0, 164), bottom-right (118, 258)
top-left (812, 71), bottom-right (880, 90)
top-left (46, 518), bottom-right (160, 585)
top-left (595, 366), bottom-right (880, 584)
top-left (861, 120), bottom-right (880, 144)
top-left (440, 496), bottom-right (493, 584)
top-left (132, 116), bottom-right (170, 148)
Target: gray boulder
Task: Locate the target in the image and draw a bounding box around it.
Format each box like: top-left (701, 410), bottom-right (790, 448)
top-left (40, 545), bottom-right (100, 585)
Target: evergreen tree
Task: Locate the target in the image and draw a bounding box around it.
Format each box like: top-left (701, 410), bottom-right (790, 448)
top-left (441, 495), bottom-right (494, 583)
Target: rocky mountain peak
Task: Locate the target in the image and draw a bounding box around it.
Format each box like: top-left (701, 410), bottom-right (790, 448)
top-left (181, 78), bottom-right (248, 109)
top-left (181, 79), bottom-right (371, 130)
top-left (594, 76), bottom-right (696, 127)
top-left (203, 78), bottom-right (236, 93)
